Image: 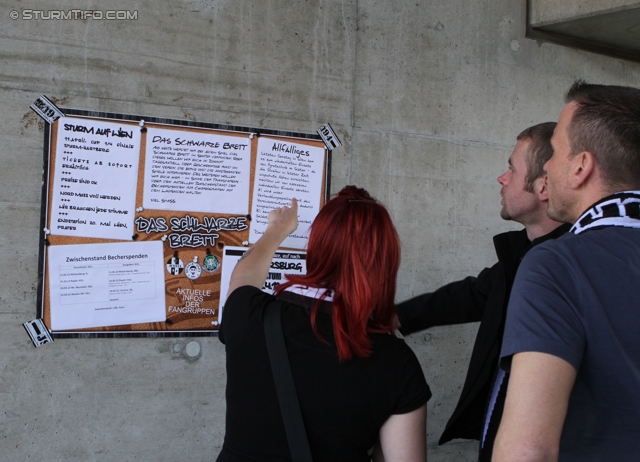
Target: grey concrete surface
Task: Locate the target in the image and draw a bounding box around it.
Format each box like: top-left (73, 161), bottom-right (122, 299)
top-left (1, 0), bottom-right (639, 461)
top-left (530, 0), bottom-right (640, 55)
top-left (530, 0), bottom-right (640, 26)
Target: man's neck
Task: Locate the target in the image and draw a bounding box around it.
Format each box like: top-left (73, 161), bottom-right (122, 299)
top-left (569, 187), bottom-right (633, 224)
top-left (524, 217), bottom-right (563, 242)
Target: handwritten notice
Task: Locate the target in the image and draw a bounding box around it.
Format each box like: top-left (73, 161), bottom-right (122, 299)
top-left (143, 128), bottom-right (251, 214)
top-left (250, 137), bottom-right (325, 249)
top-left (50, 117), bottom-right (141, 240)
top-left (48, 241), bottom-right (166, 330)
top-left (217, 246), bottom-right (307, 322)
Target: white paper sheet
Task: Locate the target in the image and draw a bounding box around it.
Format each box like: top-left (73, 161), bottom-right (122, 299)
top-left (249, 137), bottom-right (325, 249)
top-left (217, 246), bottom-right (307, 323)
top-left (48, 241), bottom-right (166, 330)
top-left (50, 117), bottom-right (141, 240)
top-left (143, 128), bottom-right (251, 214)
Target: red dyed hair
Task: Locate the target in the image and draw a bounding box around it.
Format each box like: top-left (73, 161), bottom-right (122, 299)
top-left (275, 186), bottom-right (401, 361)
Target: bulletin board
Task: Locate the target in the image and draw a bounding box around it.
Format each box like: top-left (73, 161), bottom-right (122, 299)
top-left (32, 99), bottom-right (335, 338)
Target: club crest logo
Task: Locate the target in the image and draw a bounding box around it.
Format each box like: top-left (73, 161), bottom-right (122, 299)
top-left (202, 254), bottom-right (220, 273)
top-left (166, 256), bottom-right (184, 275)
top-left (185, 256), bottom-right (202, 280)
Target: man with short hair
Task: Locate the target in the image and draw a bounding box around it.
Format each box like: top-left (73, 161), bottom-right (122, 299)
top-left (396, 122), bottom-right (568, 460)
top-left (494, 81), bottom-right (640, 461)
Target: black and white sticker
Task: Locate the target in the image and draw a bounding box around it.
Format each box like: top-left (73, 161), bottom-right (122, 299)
top-left (184, 256), bottom-right (202, 280)
top-left (167, 255), bottom-right (184, 275)
top-left (30, 95), bottom-right (65, 124)
top-left (23, 319), bottom-right (54, 347)
top-left (317, 123), bottom-right (342, 150)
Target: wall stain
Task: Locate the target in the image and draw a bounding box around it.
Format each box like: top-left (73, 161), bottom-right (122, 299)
top-left (20, 112), bottom-right (44, 135)
top-left (182, 109), bottom-right (197, 121)
top-left (21, 96), bottom-right (70, 135)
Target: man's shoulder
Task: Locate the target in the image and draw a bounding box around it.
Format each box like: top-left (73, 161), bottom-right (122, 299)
top-left (516, 233), bottom-right (579, 284)
top-left (535, 226), bottom-right (640, 264)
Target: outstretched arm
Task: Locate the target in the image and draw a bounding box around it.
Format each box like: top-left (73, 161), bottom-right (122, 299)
top-left (396, 265), bottom-right (496, 335)
top-left (378, 405), bottom-right (427, 462)
top-left (492, 352), bottom-right (576, 462)
top-left (227, 198), bottom-right (298, 295)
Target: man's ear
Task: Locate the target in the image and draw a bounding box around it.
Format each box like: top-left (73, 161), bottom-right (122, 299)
top-left (534, 175), bottom-right (548, 202)
top-left (571, 151), bottom-right (595, 189)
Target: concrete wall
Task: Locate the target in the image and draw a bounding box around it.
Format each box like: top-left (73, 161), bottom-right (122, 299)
top-left (2, 0), bottom-right (639, 460)
top-left (530, 0), bottom-right (640, 26)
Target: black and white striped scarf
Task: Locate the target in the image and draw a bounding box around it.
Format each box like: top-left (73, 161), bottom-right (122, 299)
top-left (571, 190), bottom-right (640, 235)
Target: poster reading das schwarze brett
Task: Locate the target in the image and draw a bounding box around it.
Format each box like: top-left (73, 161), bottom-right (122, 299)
top-left (143, 127), bottom-right (251, 214)
top-left (42, 113), bottom-right (328, 335)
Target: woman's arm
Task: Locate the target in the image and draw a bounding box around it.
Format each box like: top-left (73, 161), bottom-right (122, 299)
top-left (378, 405), bottom-right (427, 462)
top-left (227, 198), bottom-right (298, 295)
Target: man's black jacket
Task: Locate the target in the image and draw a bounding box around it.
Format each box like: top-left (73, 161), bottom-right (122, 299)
top-left (396, 224), bottom-right (570, 445)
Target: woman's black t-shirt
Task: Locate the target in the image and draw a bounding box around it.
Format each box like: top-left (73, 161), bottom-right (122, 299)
top-left (217, 286), bottom-right (431, 462)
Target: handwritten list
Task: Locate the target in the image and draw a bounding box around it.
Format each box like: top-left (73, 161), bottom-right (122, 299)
top-left (250, 137), bottom-right (325, 249)
top-left (50, 117), bottom-right (141, 240)
top-left (143, 128), bottom-right (251, 214)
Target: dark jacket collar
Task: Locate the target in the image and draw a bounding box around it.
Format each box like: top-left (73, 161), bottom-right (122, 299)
top-left (532, 222), bottom-right (572, 246)
top-left (493, 223), bottom-right (571, 268)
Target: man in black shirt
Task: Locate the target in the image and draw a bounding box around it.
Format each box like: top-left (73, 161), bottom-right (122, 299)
top-left (396, 122), bottom-right (570, 460)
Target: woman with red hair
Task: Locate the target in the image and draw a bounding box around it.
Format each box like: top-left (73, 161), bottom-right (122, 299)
top-left (218, 186), bottom-right (430, 461)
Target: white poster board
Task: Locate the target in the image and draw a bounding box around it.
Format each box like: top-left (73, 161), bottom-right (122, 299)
top-left (50, 117), bottom-right (141, 240)
top-left (143, 127), bottom-right (251, 214)
top-left (39, 109), bottom-right (329, 334)
top-left (48, 241), bottom-right (166, 330)
top-left (217, 246), bottom-right (307, 322)
top-left (249, 137), bottom-right (325, 249)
